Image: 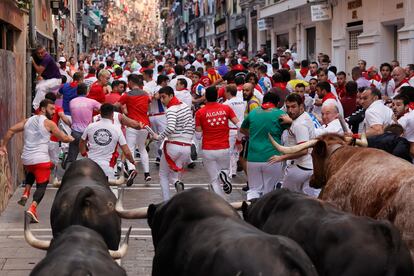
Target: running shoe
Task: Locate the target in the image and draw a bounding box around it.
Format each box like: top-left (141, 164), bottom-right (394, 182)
top-left (219, 171), bottom-right (232, 194)
top-left (155, 157), bottom-right (160, 166)
top-left (17, 188), bottom-right (30, 206)
top-left (126, 170), bottom-right (137, 187)
top-left (174, 181), bottom-right (184, 192)
top-left (27, 204), bottom-right (39, 223)
top-left (144, 173), bottom-right (152, 182)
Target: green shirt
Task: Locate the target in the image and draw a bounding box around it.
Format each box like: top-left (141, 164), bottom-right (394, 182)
top-left (241, 107), bottom-right (287, 162)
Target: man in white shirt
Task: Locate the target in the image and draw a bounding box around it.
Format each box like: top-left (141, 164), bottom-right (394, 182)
top-left (392, 66), bottom-right (410, 95)
top-left (271, 94), bottom-right (320, 197)
top-left (175, 79), bottom-right (193, 107)
top-left (360, 87), bottom-right (393, 137)
top-left (224, 85), bottom-right (246, 177)
top-left (169, 65), bottom-right (192, 90)
top-left (379, 63), bottom-right (395, 99)
top-left (315, 103), bottom-right (344, 137)
top-left (79, 104), bottom-right (135, 179)
top-left (192, 53), bottom-right (205, 71)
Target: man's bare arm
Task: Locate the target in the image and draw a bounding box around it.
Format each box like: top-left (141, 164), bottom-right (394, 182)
top-left (0, 119), bottom-right (27, 153)
top-left (45, 120), bottom-right (74, 143)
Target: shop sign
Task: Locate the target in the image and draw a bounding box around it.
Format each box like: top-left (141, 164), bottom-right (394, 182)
top-left (257, 18), bottom-right (273, 31)
top-left (311, 3), bottom-right (332, 22)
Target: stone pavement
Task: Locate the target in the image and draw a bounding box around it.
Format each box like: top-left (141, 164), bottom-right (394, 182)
top-left (0, 156), bottom-right (247, 275)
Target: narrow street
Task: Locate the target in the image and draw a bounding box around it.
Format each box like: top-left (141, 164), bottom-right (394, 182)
top-left (0, 152), bottom-right (247, 275)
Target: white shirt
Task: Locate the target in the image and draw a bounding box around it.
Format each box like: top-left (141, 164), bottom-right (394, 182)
top-left (328, 71), bottom-right (337, 83)
top-left (380, 79), bottom-right (395, 98)
top-left (84, 76), bottom-right (97, 88)
top-left (253, 89), bottom-right (264, 104)
top-left (81, 118), bottom-right (126, 165)
top-left (364, 100), bottom-right (393, 129)
top-left (192, 60), bottom-right (205, 71)
top-left (224, 96), bottom-right (246, 128)
top-left (315, 119), bottom-right (344, 137)
top-left (175, 89), bottom-right (193, 108)
top-left (169, 75), bottom-right (193, 90)
top-left (286, 112), bottom-right (315, 168)
top-left (22, 115), bottom-right (50, 165)
top-left (398, 111), bottom-right (414, 142)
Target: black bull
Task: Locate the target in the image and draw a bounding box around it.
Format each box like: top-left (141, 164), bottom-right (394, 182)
top-left (243, 189), bottom-right (414, 276)
top-left (50, 158), bottom-right (121, 250)
top-left (118, 188), bottom-right (318, 276)
top-left (29, 224), bottom-right (127, 276)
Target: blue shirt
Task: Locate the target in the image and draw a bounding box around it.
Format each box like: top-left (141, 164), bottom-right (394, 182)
top-left (59, 83), bottom-right (78, 115)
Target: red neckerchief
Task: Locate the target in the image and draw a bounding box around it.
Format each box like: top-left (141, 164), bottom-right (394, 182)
top-left (114, 75), bottom-right (122, 80)
top-left (85, 73), bottom-right (95, 79)
top-left (261, 103), bottom-right (276, 109)
top-left (70, 81), bottom-right (78, 88)
top-left (176, 87), bottom-right (186, 92)
top-left (282, 63), bottom-right (290, 69)
top-left (310, 72), bottom-right (317, 77)
top-left (322, 92), bottom-right (337, 103)
top-left (140, 67), bottom-right (148, 73)
top-left (381, 76), bottom-right (392, 83)
top-left (409, 102), bottom-right (414, 110)
top-left (232, 64), bottom-right (244, 71)
top-left (396, 78), bottom-right (409, 89)
top-left (274, 82), bottom-right (287, 90)
top-left (167, 68), bottom-right (175, 74)
top-left (167, 96), bottom-right (182, 108)
top-left (299, 68), bottom-right (309, 78)
top-left (196, 58), bottom-right (203, 63)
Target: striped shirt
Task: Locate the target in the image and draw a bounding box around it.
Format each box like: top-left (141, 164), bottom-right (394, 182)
top-left (158, 102), bottom-right (195, 143)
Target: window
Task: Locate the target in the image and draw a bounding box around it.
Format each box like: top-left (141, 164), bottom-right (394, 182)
top-left (348, 29), bottom-right (362, 50)
top-left (306, 27), bottom-right (316, 61)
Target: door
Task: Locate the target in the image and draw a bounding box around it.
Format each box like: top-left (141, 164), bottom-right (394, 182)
top-left (306, 27), bottom-right (316, 62)
top-left (346, 29), bottom-right (363, 77)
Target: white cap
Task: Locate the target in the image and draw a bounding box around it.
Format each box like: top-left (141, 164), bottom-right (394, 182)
top-left (284, 49), bottom-right (292, 54)
top-left (58, 57), bottom-right (66, 63)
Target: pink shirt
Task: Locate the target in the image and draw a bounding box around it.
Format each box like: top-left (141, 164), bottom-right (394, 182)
top-left (69, 96), bottom-right (101, 132)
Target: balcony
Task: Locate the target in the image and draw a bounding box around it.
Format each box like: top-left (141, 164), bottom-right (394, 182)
top-left (260, 0), bottom-right (307, 18)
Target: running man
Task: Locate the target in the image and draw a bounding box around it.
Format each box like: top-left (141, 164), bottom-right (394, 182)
top-left (195, 86), bottom-right (241, 198)
top-left (0, 99), bottom-right (74, 223)
top-left (151, 86), bottom-right (195, 201)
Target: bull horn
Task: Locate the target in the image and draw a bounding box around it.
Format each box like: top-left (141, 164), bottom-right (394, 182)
top-left (268, 133), bottom-right (318, 154)
top-left (24, 212), bottom-right (50, 250)
top-left (230, 201), bottom-right (251, 210)
top-left (109, 226), bottom-right (132, 259)
top-left (115, 188), bottom-right (148, 219)
top-left (52, 177), bottom-right (61, 188)
top-left (108, 163), bottom-right (125, 186)
top-left (355, 133), bottom-right (368, 147)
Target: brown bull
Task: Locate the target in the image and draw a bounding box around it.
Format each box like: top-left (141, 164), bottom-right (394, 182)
top-left (269, 133), bottom-right (414, 259)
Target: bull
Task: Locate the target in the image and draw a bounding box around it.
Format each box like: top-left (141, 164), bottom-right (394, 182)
top-left (116, 187), bottom-right (318, 276)
top-left (24, 212), bottom-right (130, 275)
top-left (50, 158), bottom-right (122, 250)
top-left (243, 189), bottom-right (413, 275)
top-left (269, 133), bottom-right (414, 259)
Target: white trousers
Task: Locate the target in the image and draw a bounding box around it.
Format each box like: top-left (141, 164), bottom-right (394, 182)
top-left (283, 164), bottom-right (321, 198)
top-left (149, 114), bottom-right (167, 159)
top-left (202, 149), bottom-right (230, 199)
top-left (159, 143), bottom-right (191, 201)
top-left (33, 78), bottom-right (62, 109)
top-left (247, 161), bottom-right (283, 200)
top-left (228, 130), bottom-right (239, 176)
top-left (125, 128), bottom-right (149, 173)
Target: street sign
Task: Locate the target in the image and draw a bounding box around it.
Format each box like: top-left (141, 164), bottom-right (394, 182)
top-left (257, 18), bottom-right (273, 31)
top-left (311, 3), bottom-right (332, 22)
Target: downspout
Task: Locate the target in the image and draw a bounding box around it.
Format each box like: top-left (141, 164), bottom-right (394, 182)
top-left (26, 0), bottom-right (36, 117)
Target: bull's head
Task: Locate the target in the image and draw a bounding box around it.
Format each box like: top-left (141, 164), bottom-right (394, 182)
top-left (268, 133), bottom-right (367, 189)
top-left (24, 212), bottom-right (131, 259)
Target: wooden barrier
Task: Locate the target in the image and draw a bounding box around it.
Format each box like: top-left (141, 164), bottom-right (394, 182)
top-left (0, 49), bottom-right (25, 213)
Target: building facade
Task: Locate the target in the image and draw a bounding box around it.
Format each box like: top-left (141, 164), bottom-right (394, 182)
top-left (258, 0), bottom-right (414, 74)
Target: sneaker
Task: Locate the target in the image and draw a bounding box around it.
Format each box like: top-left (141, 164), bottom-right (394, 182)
top-left (135, 149), bottom-right (140, 159)
top-left (27, 204), bottom-right (39, 223)
top-left (155, 157), bottom-right (160, 166)
top-left (219, 171), bottom-right (232, 194)
top-left (126, 170), bottom-right (137, 187)
top-left (187, 162), bottom-right (196, 169)
top-left (242, 182), bottom-right (249, 192)
top-left (144, 173), bottom-right (152, 182)
top-left (17, 188), bottom-right (30, 206)
top-left (174, 181), bottom-right (184, 192)
top-left (17, 195), bottom-right (28, 206)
